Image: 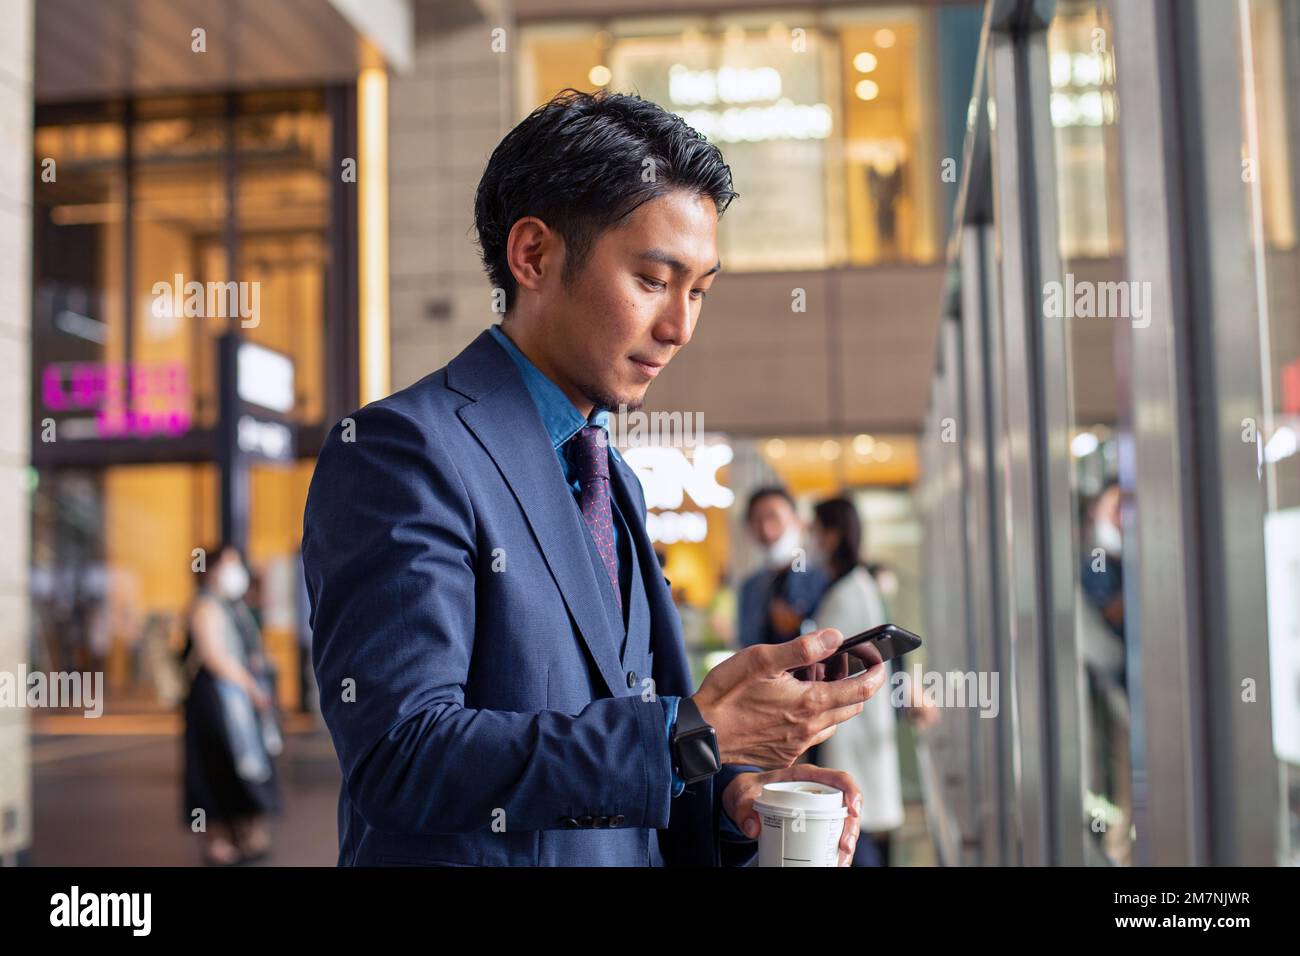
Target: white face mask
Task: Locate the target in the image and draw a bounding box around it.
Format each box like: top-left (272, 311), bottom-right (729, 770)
top-left (806, 533), bottom-right (829, 571)
top-left (216, 562), bottom-right (250, 601)
top-left (765, 526), bottom-right (803, 568)
top-left (1094, 518), bottom-right (1122, 557)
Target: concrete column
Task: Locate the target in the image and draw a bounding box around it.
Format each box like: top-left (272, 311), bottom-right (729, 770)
top-left (0, 0), bottom-right (34, 867)
top-left (388, 0), bottom-right (515, 390)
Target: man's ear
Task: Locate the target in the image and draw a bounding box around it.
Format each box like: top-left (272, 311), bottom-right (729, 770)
top-left (506, 216), bottom-right (560, 296)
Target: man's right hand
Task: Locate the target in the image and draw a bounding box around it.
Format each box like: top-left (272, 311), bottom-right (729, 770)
top-left (690, 628), bottom-right (887, 768)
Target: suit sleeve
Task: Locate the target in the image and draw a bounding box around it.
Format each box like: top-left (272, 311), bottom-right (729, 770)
top-left (302, 404), bottom-right (674, 835)
top-left (714, 763), bottom-right (761, 866)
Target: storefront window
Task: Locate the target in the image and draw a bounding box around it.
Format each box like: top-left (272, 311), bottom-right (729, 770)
top-left (30, 91), bottom-right (334, 713)
top-left (1047, 4), bottom-right (1123, 260)
top-left (518, 8), bottom-right (943, 269)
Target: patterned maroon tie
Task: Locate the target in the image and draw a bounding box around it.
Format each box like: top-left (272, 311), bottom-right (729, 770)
top-left (570, 424), bottom-right (622, 611)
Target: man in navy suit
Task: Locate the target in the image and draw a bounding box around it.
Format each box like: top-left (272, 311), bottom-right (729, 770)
top-left (302, 89), bottom-right (887, 866)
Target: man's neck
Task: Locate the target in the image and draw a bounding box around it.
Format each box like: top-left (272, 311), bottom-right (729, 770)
top-left (499, 319), bottom-right (595, 418)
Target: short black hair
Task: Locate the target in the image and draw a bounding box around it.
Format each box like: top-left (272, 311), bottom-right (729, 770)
top-left (746, 485), bottom-right (795, 521)
top-left (812, 497), bottom-right (863, 580)
top-left (473, 88), bottom-right (738, 314)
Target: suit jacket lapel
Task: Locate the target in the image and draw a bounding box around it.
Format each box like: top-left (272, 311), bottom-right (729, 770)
top-left (450, 331), bottom-right (626, 698)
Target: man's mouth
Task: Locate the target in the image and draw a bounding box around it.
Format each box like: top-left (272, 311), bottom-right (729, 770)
top-left (630, 356), bottom-right (666, 378)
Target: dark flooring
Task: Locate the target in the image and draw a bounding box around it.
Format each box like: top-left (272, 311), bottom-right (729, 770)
top-left (29, 718), bottom-right (935, 867)
top-left (32, 725), bottom-right (341, 866)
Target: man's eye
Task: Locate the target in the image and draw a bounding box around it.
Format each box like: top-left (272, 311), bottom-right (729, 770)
top-left (691, 289), bottom-right (708, 300)
top-left (640, 276), bottom-right (666, 291)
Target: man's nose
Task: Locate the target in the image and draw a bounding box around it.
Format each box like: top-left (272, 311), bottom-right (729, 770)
top-left (657, 295), bottom-right (695, 347)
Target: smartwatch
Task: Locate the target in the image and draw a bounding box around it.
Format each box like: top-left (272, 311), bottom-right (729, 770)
top-left (670, 696), bottom-right (722, 784)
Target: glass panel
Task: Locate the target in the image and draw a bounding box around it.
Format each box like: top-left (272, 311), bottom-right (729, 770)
top-left (29, 464), bottom-right (219, 711)
top-left (1238, 0), bottom-right (1300, 866)
top-left (235, 94), bottom-right (330, 424)
top-left (1047, 0), bottom-right (1134, 866)
top-left (32, 115), bottom-right (127, 441)
top-left (132, 96), bottom-right (230, 433)
top-left (247, 460), bottom-right (318, 715)
top-left (1047, 8), bottom-right (1123, 259)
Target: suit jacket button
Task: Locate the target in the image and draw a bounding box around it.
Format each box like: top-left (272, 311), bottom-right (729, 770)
top-left (626, 670), bottom-right (638, 688)
top-left (578, 815), bottom-right (594, 828)
top-left (560, 816), bottom-right (578, 829)
top-left (594, 815), bottom-right (609, 828)
top-left (611, 814), bottom-right (626, 827)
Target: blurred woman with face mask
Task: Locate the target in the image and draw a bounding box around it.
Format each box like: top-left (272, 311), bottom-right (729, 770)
top-left (179, 544), bottom-right (283, 865)
top-left (804, 498), bottom-right (905, 866)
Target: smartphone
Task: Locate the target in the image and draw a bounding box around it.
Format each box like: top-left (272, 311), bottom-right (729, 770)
top-left (791, 623), bottom-right (923, 681)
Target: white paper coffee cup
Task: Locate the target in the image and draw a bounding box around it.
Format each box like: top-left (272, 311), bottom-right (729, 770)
top-left (753, 781), bottom-right (848, 867)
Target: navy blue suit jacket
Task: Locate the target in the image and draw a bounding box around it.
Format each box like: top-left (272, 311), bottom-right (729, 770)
top-left (302, 328), bottom-right (759, 866)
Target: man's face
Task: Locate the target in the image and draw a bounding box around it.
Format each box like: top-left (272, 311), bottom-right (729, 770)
top-left (1095, 484), bottom-right (1122, 527)
top-left (531, 188), bottom-right (720, 412)
top-left (749, 494), bottom-right (796, 548)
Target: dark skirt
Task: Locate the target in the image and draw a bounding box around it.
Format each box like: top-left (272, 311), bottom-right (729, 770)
top-left (181, 667), bottom-right (283, 829)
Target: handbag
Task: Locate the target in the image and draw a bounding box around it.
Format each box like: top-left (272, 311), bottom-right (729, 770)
top-left (253, 668), bottom-right (283, 758)
top-left (214, 676), bottom-right (273, 784)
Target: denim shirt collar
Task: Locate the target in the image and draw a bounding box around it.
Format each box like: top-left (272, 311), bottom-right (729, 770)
top-left (487, 323), bottom-right (621, 464)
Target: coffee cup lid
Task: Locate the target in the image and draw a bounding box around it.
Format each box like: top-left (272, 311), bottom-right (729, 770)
top-left (753, 781), bottom-right (847, 815)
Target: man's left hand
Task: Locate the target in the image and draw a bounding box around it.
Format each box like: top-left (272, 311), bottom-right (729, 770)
top-left (722, 764), bottom-right (862, 867)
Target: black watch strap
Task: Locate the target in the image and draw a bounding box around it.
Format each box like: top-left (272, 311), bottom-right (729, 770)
top-left (671, 697), bottom-right (721, 784)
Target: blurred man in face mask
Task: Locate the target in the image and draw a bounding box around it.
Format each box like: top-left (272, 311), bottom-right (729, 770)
top-left (1081, 481), bottom-right (1126, 646)
top-left (737, 487), bottom-right (830, 649)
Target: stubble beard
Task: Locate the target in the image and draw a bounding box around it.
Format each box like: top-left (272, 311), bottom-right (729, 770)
top-left (580, 378), bottom-right (645, 416)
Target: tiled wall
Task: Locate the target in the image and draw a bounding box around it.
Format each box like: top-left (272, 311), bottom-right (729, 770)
top-left (388, 0), bottom-right (514, 393)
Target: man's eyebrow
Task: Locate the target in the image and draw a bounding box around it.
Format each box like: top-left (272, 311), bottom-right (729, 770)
top-left (637, 249), bottom-right (722, 277)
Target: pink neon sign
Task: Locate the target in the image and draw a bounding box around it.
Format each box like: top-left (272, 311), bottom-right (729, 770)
top-left (41, 361), bottom-right (192, 438)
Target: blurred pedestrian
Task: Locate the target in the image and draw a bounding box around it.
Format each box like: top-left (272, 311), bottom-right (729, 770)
top-left (805, 497), bottom-right (903, 866)
top-left (737, 486), bottom-right (829, 649)
top-left (179, 544), bottom-right (283, 865)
